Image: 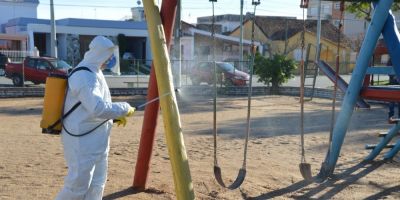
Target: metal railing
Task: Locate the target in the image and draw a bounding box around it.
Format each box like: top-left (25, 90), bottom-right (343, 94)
top-left (0, 55), bottom-right (361, 89)
top-left (0, 50), bottom-right (36, 63)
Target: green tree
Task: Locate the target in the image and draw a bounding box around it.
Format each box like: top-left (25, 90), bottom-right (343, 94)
top-left (346, 2), bottom-right (400, 51)
top-left (346, 2), bottom-right (400, 25)
top-left (254, 53), bottom-right (297, 94)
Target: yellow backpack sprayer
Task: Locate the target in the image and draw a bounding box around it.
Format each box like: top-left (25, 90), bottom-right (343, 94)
top-left (41, 66), bottom-right (171, 136)
top-left (40, 67), bottom-right (92, 134)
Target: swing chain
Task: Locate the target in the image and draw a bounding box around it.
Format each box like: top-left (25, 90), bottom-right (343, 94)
top-left (300, 0), bottom-right (307, 164)
top-left (210, 0), bottom-right (260, 190)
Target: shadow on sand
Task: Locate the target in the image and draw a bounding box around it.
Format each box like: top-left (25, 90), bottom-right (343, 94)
top-left (103, 187), bottom-right (166, 200)
top-left (247, 160), bottom-right (385, 199)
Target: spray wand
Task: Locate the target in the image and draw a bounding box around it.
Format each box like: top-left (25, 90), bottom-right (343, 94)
top-left (113, 92), bottom-right (170, 123)
top-left (135, 92), bottom-right (171, 110)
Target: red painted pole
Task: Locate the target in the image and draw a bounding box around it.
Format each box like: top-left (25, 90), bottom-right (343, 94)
top-left (133, 0), bottom-right (177, 190)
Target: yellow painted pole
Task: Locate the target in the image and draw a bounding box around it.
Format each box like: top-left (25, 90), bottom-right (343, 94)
top-left (142, 1), bottom-right (195, 199)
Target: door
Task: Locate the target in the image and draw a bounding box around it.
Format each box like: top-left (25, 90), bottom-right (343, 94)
top-left (35, 59), bottom-right (53, 83)
top-left (23, 58), bottom-right (38, 82)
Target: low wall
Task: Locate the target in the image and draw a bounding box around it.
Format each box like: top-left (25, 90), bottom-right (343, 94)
top-left (0, 86), bottom-right (344, 100)
top-left (179, 86), bottom-right (344, 99)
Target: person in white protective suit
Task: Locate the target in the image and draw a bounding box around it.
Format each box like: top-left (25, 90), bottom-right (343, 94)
top-left (56, 36), bottom-right (135, 200)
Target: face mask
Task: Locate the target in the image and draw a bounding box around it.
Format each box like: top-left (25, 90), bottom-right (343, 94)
top-left (104, 55), bottom-right (116, 69)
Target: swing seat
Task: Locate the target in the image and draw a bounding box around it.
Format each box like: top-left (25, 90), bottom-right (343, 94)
top-left (299, 163), bottom-right (312, 181)
top-left (214, 166), bottom-right (246, 190)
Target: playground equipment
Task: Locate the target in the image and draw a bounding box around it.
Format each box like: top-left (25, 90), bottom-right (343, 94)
top-left (304, 0), bottom-right (400, 182)
top-left (299, 0), bottom-right (312, 180)
top-left (133, 0), bottom-right (177, 191)
top-left (140, 0), bottom-right (194, 199)
top-left (135, 0), bottom-right (400, 197)
top-left (299, 0), bottom-right (347, 181)
top-left (209, 0), bottom-right (260, 190)
top-left (134, 0), bottom-right (260, 197)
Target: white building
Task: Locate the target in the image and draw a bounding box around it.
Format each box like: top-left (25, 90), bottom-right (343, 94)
top-left (0, 0), bottom-right (152, 75)
top-left (3, 18), bottom-right (150, 67)
top-left (0, 0), bottom-right (38, 30)
top-left (307, 0), bottom-right (333, 20)
top-left (131, 7), bottom-right (145, 22)
top-left (197, 14), bottom-right (243, 33)
top-left (307, 0), bottom-right (400, 39)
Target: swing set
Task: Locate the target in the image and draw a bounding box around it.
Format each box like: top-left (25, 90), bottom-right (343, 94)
top-left (131, 0), bottom-right (400, 199)
top-left (300, 0), bottom-right (400, 182)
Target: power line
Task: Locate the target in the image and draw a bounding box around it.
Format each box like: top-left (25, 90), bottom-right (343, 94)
top-left (40, 3), bottom-right (131, 9)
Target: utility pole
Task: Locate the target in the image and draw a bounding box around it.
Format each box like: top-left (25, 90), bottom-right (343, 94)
top-left (50, 0), bottom-right (57, 58)
top-left (175, 0), bottom-right (182, 89)
top-left (316, 0), bottom-right (322, 61)
top-left (284, 18), bottom-right (288, 55)
top-left (239, 0), bottom-right (244, 71)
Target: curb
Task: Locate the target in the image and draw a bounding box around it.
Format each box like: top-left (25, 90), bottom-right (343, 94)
top-left (0, 86), bottom-right (343, 100)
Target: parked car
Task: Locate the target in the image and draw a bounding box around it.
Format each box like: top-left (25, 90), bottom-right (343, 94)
top-left (0, 53), bottom-right (10, 76)
top-left (190, 62), bottom-right (250, 86)
top-left (5, 56), bottom-right (71, 86)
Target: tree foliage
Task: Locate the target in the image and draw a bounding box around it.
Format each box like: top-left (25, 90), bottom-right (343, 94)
top-left (254, 53), bottom-right (297, 93)
top-left (346, 2), bottom-right (400, 21)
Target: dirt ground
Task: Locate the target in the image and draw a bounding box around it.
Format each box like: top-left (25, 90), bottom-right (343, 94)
top-left (0, 94), bottom-right (399, 200)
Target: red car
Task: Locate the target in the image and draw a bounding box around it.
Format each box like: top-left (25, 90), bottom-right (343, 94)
top-left (5, 56), bottom-right (71, 86)
top-left (190, 62), bottom-right (250, 86)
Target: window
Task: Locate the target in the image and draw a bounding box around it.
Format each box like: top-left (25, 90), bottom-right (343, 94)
top-left (334, 2), bottom-right (341, 10)
top-left (27, 59), bottom-right (36, 68)
top-left (200, 46), bottom-right (210, 55)
top-left (294, 49), bottom-right (305, 61)
top-left (322, 4), bottom-right (331, 15)
top-left (310, 8), bottom-right (317, 16)
top-left (37, 60), bottom-right (50, 70)
top-left (334, 20), bottom-right (341, 27)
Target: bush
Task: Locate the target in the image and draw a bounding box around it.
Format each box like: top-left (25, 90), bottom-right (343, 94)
top-left (254, 54), bottom-right (297, 93)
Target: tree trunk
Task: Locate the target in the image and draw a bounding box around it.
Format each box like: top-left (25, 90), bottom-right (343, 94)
top-left (270, 82), bottom-right (279, 94)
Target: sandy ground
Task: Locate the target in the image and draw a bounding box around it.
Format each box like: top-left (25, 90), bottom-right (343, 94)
top-left (0, 94), bottom-right (400, 200)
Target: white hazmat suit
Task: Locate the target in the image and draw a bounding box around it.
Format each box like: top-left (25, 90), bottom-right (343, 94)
top-left (56, 36), bottom-right (131, 200)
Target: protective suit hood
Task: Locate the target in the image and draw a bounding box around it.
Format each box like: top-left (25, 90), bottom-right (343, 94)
top-left (77, 36), bottom-right (115, 71)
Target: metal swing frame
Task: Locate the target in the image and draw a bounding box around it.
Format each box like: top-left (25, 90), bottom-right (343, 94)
top-left (209, 0), bottom-right (260, 190)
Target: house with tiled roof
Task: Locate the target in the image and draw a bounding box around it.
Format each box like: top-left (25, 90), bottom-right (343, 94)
top-left (178, 21), bottom-right (262, 70)
top-left (229, 16), bottom-right (354, 72)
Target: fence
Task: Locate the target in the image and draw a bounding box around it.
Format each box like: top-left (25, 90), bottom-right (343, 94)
top-left (0, 55), bottom-right (385, 89)
top-left (0, 50), bottom-right (36, 63)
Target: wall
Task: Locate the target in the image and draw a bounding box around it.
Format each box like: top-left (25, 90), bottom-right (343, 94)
top-left (271, 31), bottom-right (353, 73)
top-left (194, 34), bottom-right (254, 62)
top-left (229, 20), bottom-right (269, 44)
top-left (307, 0), bottom-right (333, 20)
top-left (180, 36), bottom-right (194, 62)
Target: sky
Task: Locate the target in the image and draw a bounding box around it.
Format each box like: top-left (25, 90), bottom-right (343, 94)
top-left (36, 0), bottom-right (306, 23)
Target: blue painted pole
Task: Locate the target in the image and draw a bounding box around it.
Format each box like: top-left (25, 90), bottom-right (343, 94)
top-left (317, 0), bottom-right (394, 180)
top-left (365, 123), bottom-right (400, 161)
top-left (384, 138), bottom-right (400, 159)
top-left (381, 9), bottom-right (400, 81)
